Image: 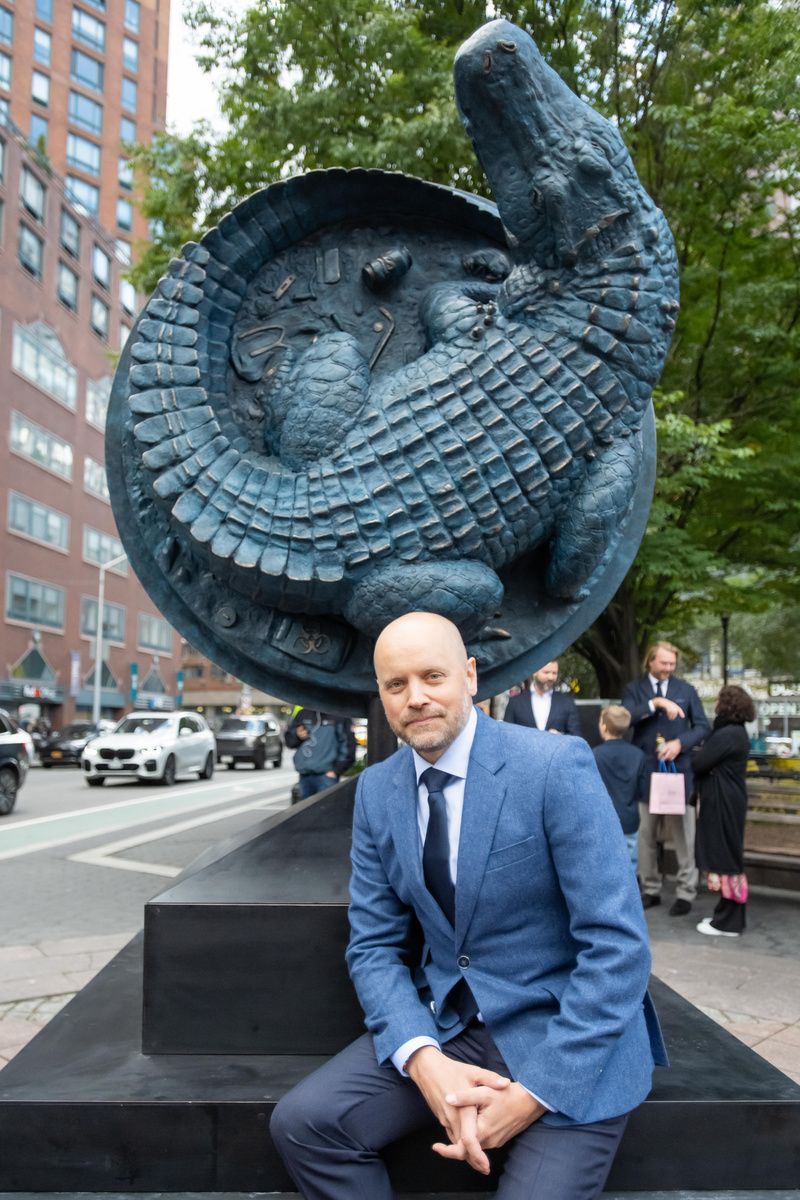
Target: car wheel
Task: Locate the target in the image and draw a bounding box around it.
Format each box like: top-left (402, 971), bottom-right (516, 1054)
top-left (0, 767), bottom-right (19, 816)
top-left (199, 752), bottom-right (214, 780)
top-left (42, 762), bottom-right (52, 769)
top-left (272, 750), bottom-right (283, 769)
top-left (86, 777), bottom-right (105, 788)
top-left (162, 755), bottom-right (177, 786)
top-left (226, 761), bottom-right (237, 770)
top-left (253, 748), bottom-right (266, 771)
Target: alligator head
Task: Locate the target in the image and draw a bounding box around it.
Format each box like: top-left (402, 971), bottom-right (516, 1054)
top-left (455, 19), bottom-right (654, 270)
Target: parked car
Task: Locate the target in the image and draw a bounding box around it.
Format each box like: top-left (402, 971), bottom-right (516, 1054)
top-left (82, 712), bottom-right (216, 787)
top-left (0, 707), bottom-right (31, 815)
top-left (40, 720), bottom-right (115, 767)
top-left (215, 715), bottom-right (283, 770)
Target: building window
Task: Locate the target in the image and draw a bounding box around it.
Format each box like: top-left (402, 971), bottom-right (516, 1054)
top-left (60, 207), bottom-right (81, 257)
top-left (92, 244), bottom-right (110, 287)
top-left (90, 294), bottom-right (109, 339)
top-left (118, 156), bottom-right (133, 190)
top-left (29, 113), bottom-right (48, 150)
top-left (82, 0), bottom-right (106, 11)
top-left (33, 26), bottom-right (51, 65)
top-left (65, 175), bottom-right (99, 216)
top-left (0, 97), bottom-right (8, 124)
top-left (20, 168), bottom-right (46, 221)
top-left (84, 456), bottom-right (109, 502)
top-left (120, 278), bottom-right (136, 315)
top-left (116, 197), bottom-right (133, 231)
top-left (124, 0), bottom-right (141, 34)
top-left (80, 596), bottom-right (125, 643)
top-left (10, 411), bottom-right (73, 479)
top-left (31, 70), bottom-right (49, 106)
top-left (123, 36), bottom-right (138, 72)
top-left (119, 324), bottom-right (130, 349)
top-left (68, 90), bottom-right (103, 135)
top-left (8, 492), bottom-right (69, 551)
top-left (6, 573), bottom-right (65, 631)
top-left (0, 50), bottom-right (10, 91)
top-left (70, 49), bottom-right (103, 93)
top-left (57, 261), bottom-right (79, 311)
top-left (67, 132), bottom-right (101, 176)
top-left (115, 238), bottom-right (132, 264)
top-left (35, 0), bottom-right (53, 21)
top-left (0, 8), bottom-right (13, 47)
top-left (121, 77), bottom-right (137, 113)
top-left (18, 224), bottom-right (44, 280)
top-left (120, 115), bottom-right (136, 144)
top-left (83, 526), bottom-right (127, 572)
top-left (12, 322), bottom-right (78, 409)
top-left (86, 377), bottom-right (111, 430)
top-left (0, 137), bottom-right (5, 181)
top-left (138, 613), bottom-right (172, 654)
top-left (72, 7), bottom-right (105, 52)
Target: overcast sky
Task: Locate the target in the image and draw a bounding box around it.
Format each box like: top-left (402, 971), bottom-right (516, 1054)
top-left (166, 0), bottom-right (252, 136)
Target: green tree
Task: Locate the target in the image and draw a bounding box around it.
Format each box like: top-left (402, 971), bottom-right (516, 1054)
top-left (131, 0), bottom-right (800, 696)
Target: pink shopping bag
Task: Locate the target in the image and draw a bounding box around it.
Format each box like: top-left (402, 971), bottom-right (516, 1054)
top-left (648, 761), bottom-right (686, 814)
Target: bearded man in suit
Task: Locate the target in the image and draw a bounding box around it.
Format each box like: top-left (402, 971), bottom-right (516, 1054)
top-left (622, 641), bottom-right (710, 916)
top-left (503, 660), bottom-right (582, 736)
top-left (271, 613), bottom-right (666, 1199)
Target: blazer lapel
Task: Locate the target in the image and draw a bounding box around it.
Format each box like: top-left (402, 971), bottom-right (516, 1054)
top-left (386, 746), bottom-right (455, 940)
top-left (455, 712), bottom-right (506, 949)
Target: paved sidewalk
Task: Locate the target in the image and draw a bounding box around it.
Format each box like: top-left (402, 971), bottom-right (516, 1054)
top-left (1, 886), bottom-right (799, 1083)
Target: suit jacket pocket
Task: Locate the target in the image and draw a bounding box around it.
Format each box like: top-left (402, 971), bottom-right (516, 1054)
top-left (485, 834), bottom-right (538, 872)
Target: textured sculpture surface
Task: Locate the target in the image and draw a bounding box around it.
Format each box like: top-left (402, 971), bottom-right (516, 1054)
top-left (108, 19), bottom-right (678, 714)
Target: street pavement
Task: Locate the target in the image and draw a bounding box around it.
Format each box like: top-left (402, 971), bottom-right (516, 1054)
top-left (1, 765), bottom-right (799, 1089)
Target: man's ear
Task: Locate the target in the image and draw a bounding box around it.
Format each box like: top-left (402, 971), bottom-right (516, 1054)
top-left (466, 656), bottom-right (478, 697)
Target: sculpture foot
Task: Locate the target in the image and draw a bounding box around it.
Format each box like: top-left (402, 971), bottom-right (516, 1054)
top-left (546, 431), bottom-right (642, 600)
top-left (344, 559), bottom-right (504, 640)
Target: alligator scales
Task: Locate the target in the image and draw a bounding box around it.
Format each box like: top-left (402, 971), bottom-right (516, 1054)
top-left (119, 20), bottom-right (678, 651)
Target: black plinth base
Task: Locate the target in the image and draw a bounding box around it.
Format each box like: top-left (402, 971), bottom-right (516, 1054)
top-left (142, 779), bottom-right (362, 1055)
top-left (0, 934), bottom-right (798, 1193)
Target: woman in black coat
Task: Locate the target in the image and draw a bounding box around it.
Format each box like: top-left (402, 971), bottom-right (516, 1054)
top-left (693, 685), bottom-right (755, 937)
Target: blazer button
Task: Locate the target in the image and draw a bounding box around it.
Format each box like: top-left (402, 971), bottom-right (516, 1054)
top-left (457, 955), bottom-right (470, 969)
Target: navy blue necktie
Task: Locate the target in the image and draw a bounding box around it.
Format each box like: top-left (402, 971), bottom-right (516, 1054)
top-left (420, 766), bottom-right (456, 926)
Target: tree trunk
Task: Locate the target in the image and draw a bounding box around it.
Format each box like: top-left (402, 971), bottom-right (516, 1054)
top-left (577, 581), bottom-right (645, 698)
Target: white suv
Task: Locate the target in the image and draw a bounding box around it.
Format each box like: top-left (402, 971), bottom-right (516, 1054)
top-left (82, 712), bottom-right (216, 787)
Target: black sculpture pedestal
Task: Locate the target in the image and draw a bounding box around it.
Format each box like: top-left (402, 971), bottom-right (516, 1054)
top-left (0, 780), bottom-right (799, 1194)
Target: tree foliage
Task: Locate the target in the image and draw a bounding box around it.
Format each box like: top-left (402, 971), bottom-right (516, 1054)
top-left (131, 0), bottom-right (800, 696)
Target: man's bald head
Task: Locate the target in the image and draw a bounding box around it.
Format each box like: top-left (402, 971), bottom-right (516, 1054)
top-left (374, 611), bottom-right (477, 763)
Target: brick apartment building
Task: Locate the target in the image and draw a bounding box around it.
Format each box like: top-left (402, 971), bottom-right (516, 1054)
top-left (0, 0), bottom-right (169, 257)
top-left (0, 0), bottom-right (178, 728)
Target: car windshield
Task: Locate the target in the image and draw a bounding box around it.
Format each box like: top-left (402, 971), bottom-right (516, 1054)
top-left (60, 723), bottom-right (93, 738)
top-left (219, 718), bottom-right (264, 733)
top-left (115, 717), bottom-right (170, 735)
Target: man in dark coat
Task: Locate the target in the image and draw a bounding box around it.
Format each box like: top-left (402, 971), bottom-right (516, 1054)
top-left (284, 708), bottom-right (356, 801)
top-left (503, 661), bottom-right (582, 737)
top-left (622, 642), bottom-right (710, 916)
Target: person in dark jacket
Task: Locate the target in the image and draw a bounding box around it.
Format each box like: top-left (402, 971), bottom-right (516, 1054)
top-left (622, 641), bottom-right (710, 916)
top-left (503, 660), bottom-right (582, 736)
top-left (593, 705), bottom-right (649, 869)
top-left (693, 685), bottom-right (755, 938)
top-left (284, 709), bottom-right (356, 801)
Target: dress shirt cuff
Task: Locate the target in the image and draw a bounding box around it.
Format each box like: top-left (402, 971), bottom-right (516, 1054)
top-left (392, 1036), bottom-right (440, 1077)
top-left (519, 1084), bottom-right (553, 1111)
top-left (648, 699), bottom-right (656, 714)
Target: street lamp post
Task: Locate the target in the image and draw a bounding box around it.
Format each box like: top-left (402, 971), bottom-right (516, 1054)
top-left (721, 613), bottom-right (731, 688)
top-left (92, 552), bottom-right (128, 724)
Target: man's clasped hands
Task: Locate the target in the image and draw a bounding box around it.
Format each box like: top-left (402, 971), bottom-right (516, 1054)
top-left (406, 1045), bottom-right (545, 1175)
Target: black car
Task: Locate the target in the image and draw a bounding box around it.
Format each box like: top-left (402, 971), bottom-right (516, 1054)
top-left (40, 720), bottom-right (114, 767)
top-left (0, 707), bottom-right (31, 816)
top-left (215, 715), bottom-right (283, 770)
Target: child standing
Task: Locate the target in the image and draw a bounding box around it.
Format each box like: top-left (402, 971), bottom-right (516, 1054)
top-left (594, 705), bottom-right (649, 870)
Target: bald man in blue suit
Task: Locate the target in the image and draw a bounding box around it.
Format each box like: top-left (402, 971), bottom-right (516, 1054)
top-left (271, 613), bottom-right (666, 1198)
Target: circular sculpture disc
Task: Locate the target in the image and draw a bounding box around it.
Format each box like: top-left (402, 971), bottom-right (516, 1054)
top-left (108, 171), bottom-right (656, 716)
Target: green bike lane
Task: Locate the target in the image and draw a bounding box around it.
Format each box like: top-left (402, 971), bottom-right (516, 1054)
top-left (0, 775), bottom-right (290, 861)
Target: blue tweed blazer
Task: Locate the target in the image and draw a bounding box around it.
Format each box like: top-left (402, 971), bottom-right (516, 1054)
top-left (346, 709), bottom-right (667, 1126)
